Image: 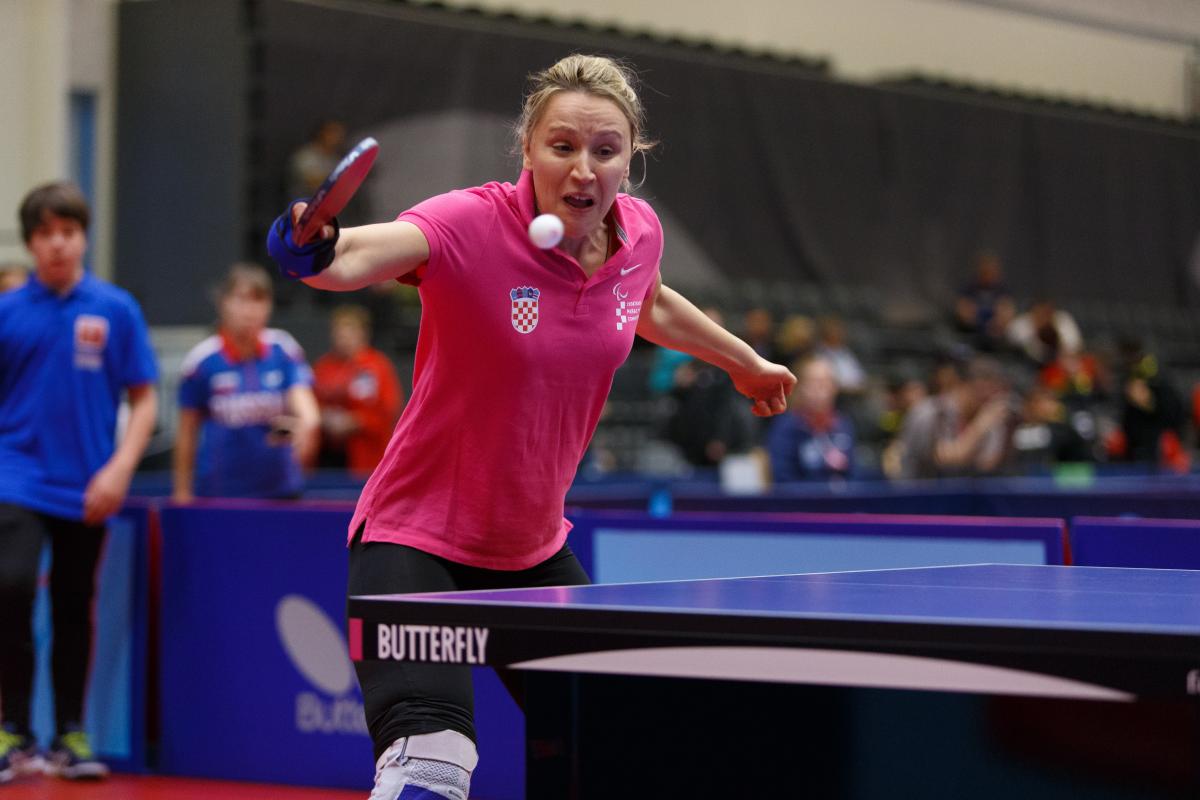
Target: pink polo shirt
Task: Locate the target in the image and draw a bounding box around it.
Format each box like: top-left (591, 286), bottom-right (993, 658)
top-left (349, 171), bottom-right (663, 569)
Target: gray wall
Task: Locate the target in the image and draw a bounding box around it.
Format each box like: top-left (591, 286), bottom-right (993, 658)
top-left (115, 0), bottom-right (248, 324)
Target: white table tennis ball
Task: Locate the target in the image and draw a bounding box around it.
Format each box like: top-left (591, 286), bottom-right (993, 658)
top-left (528, 213), bottom-right (564, 249)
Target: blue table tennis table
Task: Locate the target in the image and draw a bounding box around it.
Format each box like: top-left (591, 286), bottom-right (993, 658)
top-left (349, 565), bottom-right (1200, 798)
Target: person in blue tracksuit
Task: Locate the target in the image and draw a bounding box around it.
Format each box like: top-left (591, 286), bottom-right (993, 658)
top-left (172, 263), bottom-right (318, 501)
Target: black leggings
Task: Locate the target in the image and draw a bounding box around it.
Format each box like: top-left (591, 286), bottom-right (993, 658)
top-left (347, 533), bottom-right (590, 761)
top-left (0, 503), bottom-right (106, 733)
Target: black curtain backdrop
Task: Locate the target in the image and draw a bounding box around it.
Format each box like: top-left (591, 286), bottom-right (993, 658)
top-left (247, 0), bottom-right (1200, 315)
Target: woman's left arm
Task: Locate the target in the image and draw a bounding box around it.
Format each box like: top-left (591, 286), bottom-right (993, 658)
top-left (637, 277), bottom-right (796, 417)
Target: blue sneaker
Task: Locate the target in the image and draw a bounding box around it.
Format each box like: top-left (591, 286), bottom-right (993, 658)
top-left (0, 724), bottom-right (44, 783)
top-left (45, 727), bottom-right (108, 780)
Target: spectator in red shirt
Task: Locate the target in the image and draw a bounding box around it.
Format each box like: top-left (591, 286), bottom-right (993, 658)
top-left (313, 305), bottom-right (403, 475)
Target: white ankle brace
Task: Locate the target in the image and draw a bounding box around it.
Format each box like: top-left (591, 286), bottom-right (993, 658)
top-left (376, 730), bottom-right (478, 772)
top-left (370, 730), bottom-right (478, 800)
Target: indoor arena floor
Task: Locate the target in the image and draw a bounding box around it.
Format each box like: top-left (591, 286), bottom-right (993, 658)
top-left (0, 775), bottom-right (367, 799)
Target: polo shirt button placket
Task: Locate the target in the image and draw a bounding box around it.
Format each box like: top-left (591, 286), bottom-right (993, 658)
top-left (575, 281), bottom-right (589, 316)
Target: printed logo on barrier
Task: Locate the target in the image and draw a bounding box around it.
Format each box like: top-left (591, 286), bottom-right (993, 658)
top-left (510, 286), bottom-right (540, 334)
top-left (376, 623), bottom-right (489, 664)
top-left (275, 595), bottom-right (368, 736)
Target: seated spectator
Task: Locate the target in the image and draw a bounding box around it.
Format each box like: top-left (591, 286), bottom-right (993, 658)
top-left (1039, 349), bottom-right (1107, 409)
top-left (1108, 337), bottom-right (1187, 470)
top-left (663, 310), bottom-right (758, 467)
top-left (1036, 344), bottom-right (1110, 448)
top-left (878, 372), bottom-right (929, 479)
top-left (647, 306), bottom-right (726, 396)
top-left (895, 357), bottom-right (1014, 479)
top-left (930, 356), bottom-right (965, 397)
top-left (647, 347), bottom-right (694, 396)
top-left (1007, 299), bottom-right (1082, 366)
top-left (313, 305), bottom-right (404, 476)
top-left (815, 314), bottom-right (866, 394)
top-left (742, 307), bottom-right (777, 361)
top-left (773, 313), bottom-right (816, 365)
top-left (173, 263), bottom-right (319, 501)
top-left (0, 262), bottom-right (28, 293)
top-left (766, 356), bottom-right (855, 482)
top-left (1011, 385), bottom-right (1092, 470)
top-left (954, 251), bottom-right (1015, 350)
top-left (288, 119), bottom-right (347, 199)
top-left (878, 374), bottom-right (928, 438)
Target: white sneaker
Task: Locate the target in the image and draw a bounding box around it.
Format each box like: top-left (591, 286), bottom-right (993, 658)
top-left (45, 729), bottom-right (109, 780)
top-left (0, 727), bottom-right (45, 784)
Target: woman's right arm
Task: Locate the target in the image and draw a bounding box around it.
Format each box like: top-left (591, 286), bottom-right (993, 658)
top-left (290, 202), bottom-right (430, 292)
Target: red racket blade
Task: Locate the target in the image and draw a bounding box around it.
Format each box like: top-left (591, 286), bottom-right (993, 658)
top-left (294, 136), bottom-right (379, 245)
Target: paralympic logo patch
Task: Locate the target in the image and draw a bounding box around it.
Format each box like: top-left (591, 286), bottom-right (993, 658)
top-left (612, 282), bottom-right (642, 331)
top-left (510, 286), bottom-right (540, 334)
top-left (275, 595), bottom-right (368, 736)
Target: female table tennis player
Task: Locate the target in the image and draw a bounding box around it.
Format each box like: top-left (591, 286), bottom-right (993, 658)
top-left (268, 53), bottom-right (796, 799)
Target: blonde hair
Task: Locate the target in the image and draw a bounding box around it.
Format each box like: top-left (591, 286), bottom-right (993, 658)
top-left (517, 54), bottom-right (656, 189)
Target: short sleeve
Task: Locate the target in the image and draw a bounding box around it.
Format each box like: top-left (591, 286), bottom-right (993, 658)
top-left (117, 294), bottom-right (159, 387)
top-left (397, 185), bottom-right (499, 283)
top-left (271, 329), bottom-right (313, 388)
top-left (618, 195), bottom-right (664, 303)
top-left (177, 358), bottom-right (209, 411)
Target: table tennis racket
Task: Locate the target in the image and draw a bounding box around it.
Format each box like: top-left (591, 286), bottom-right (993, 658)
top-left (293, 136), bottom-right (379, 246)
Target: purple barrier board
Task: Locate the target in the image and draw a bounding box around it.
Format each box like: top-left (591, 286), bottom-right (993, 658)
top-left (1071, 517), bottom-right (1200, 569)
top-left (566, 510), bottom-right (1067, 583)
top-left (156, 502), bottom-right (521, 797)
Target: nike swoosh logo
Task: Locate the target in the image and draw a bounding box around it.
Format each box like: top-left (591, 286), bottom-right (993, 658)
top-left (620, 263), bottom-right (642, 276)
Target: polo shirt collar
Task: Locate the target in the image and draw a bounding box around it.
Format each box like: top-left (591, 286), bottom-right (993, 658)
top-left (514, 169), bottom-right (537, 224)
top-left (219, 329), bottom-right (268, 362)
top-left (513, 169), bottom-right (634, 255)
top-left (27, 270), bottom-right (92, 300)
